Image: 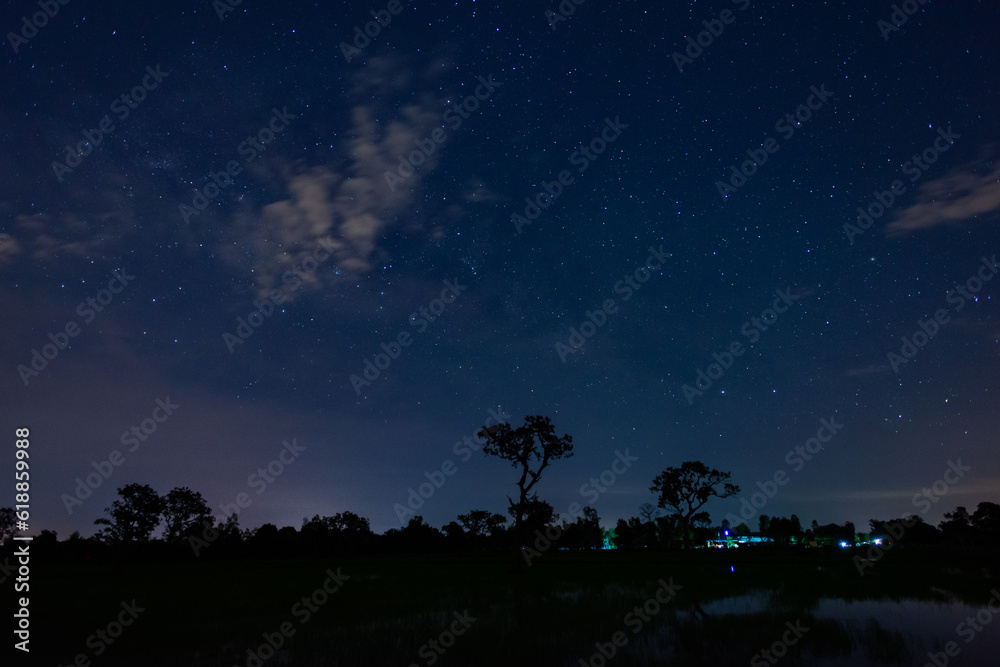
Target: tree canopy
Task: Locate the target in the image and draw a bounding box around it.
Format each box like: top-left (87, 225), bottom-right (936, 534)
top-left (650, 461), bottom-right (739, 546)
top-left (478, 415), bottom-right (573, 541)
top-left (94, 483), bottom-right (166, 543)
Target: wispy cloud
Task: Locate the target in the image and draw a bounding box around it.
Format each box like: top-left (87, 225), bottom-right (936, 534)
top-left (462, 179), bottom-right (503, 203)
top-left (845, 364), bottom-right (889, 377)
top-left (886, 160), bottom-right (1000, 236)
top-left (0, 233), bottom-right (22, 265)
top-left (3, 212), bottom-right (121, 263)
top-left (784, 480), bottom-right (1000, 504)
top-left (223, 56), bottom-right (450, 299)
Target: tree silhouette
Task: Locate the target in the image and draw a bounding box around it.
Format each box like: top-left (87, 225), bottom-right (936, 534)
top-left (939, 506), bottom-right (973, 547)
top-left (761, 514), bottom-right (804, 544)
top-left (162, 487), bottom-right (213, 543)
top-left (301, 511), bottom-right (373, 553)
top-left (249, 523), bottom-right (280, 543)
top-left (650, 461), bottom-right (739, 548)
top-left (971, 501), bottom-right (1000, 545)
top-left (0, 507), bottom-right (14, 545)
top-left (562, 506), bottom-right (603, 549)
top-left (397, 516), bottom-right (443, 552)
top-left (478, 415), bottom-right (573, 545)
top-left (327, 511), bottom-right (372, 537)
top-left (442, 521), bottom-right (465, 541)
top-left (458, 509), bottom-right (507, 539)
top-left (869, 515), bottom-right (940, 546)
top-left (512, 497), bottom-right (558, 541)
top-left (638, 502), bottom-right (660, 524)
top-left (614, 517), bottom-right (656, 550)
top-left (94, 483), bottom-right (166, 544)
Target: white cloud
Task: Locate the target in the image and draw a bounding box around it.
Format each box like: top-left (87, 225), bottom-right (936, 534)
top-left (226, 57), bottom-right (451, 300)
top-left (886, 160), bottom-right (1000, 236)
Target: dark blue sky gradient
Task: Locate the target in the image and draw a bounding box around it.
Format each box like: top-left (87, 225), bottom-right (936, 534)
top-left (2, 0), bottom-right (998, 537)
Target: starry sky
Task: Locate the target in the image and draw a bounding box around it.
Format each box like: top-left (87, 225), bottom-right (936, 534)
top-left (2, 0), bottom-right (998, 538)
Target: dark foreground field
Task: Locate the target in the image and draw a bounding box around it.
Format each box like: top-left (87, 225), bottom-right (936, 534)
top-left (14, 548), bottom-right (1000, 666)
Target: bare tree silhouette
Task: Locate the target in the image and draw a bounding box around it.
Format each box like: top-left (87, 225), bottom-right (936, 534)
top-left (478, 415), bottom-right (573, 547)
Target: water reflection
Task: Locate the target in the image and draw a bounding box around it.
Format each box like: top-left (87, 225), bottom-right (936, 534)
top-left (693, 593), bottom-right (999, 666)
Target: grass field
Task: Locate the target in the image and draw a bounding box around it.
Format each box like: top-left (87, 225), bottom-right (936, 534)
top-left (19, 547), bottom-right (1000, 666)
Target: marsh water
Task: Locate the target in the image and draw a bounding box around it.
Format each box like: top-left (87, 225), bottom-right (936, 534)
top-left (33, 553), bottom-right (1000, 666)
top-left (693, 592), bottom-right (1000, 666)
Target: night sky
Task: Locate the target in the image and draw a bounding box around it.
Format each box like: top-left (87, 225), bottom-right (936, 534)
top-left (2, 0), bottom-right (998, 539)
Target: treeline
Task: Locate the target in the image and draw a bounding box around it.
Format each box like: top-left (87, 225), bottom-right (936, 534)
top-left (0, 483), bottom-right (607, 561)
top-left (611, 503), bottom-right (1000, 550)
top-left (1, 485), bottom-right (998, 564)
